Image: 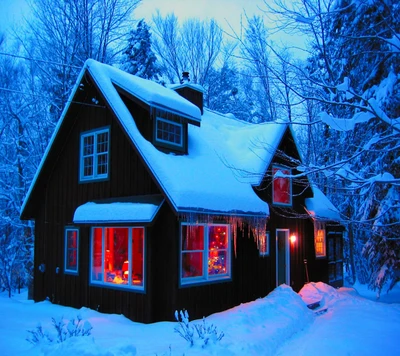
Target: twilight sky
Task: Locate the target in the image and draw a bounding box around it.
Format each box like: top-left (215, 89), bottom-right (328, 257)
top-left (0, 0), bottom-right (305, 56)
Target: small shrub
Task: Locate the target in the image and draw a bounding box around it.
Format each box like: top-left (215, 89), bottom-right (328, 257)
top-left (27, 315), bottom-right (93, 345)
top-left (174, 310), bottom-right (224, 348)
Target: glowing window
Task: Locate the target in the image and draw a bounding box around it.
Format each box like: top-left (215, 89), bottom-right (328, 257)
top-left (272, 165), bottom-right (292, 206)
top-left (64, 228), bottom-right (79, 274)
top-left (181, 224), bottom-right (231, 285)
top-left (90, 227), bottom-right (145, 291)
top-left (314, 222), bottom-right (326, 258)
top-left (80, 128), bottom-right (109, 182)
top-left (259, 232), bottom-right (270, 256)
top-left (155, 117), bottom-right (183, 147)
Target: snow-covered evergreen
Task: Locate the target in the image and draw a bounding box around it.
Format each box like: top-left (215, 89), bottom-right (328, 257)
top-left (121, 19), bottom-right (160, 80)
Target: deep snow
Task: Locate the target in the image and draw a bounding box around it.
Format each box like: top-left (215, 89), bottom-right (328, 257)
top-left (1, 282), bottom-right (399, 355)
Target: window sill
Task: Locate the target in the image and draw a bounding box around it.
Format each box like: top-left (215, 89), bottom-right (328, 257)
top-left (90, 281), bottom-right (145, 293)
top-left (179, 275), bottom-right (232, 288)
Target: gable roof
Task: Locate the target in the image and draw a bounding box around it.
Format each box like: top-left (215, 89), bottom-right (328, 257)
top-left (21, 59), bottom-right (289, 219)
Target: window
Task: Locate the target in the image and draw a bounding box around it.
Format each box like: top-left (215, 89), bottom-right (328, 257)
top-left (272, 165), bottom-right (292, 206)
top-left (155, 117), bottom-right (183, 147)
top-left (91, 227), bottom-right (145, 291)
top-left (259, 232), bottom-right (270, 256)
top-left (65, 228), bottom-right (79, 274)
top-left (314, 221), bottom-right (326, 258)
top-left (181, 224), bottom-right (231, 285)
top-left (80, 128), bottom-right (109, 182)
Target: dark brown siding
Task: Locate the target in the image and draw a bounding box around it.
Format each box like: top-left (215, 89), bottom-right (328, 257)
top-left (175, 86), bottom-right (203, 114)
top-left (32, 74), bottom-right (162, 322)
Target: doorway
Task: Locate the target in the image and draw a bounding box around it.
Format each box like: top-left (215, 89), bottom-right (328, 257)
top-left (276, 229), bottom-right (290, 286)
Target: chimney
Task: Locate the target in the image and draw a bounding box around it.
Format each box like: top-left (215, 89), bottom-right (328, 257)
top-left (181, 71), bottom-right (190, 84)
top-left (174, 71), bottom-right (203, 115)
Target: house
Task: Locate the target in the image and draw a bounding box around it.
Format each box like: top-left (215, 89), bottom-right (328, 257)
top-left (20, 59), bottom-right (344, 323)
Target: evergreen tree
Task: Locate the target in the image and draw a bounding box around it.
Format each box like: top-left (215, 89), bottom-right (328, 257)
top-left (122, 20), bottom-right (160, 80)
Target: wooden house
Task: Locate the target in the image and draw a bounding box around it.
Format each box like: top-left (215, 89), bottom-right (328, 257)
top-left (20, 59), bottom-right (344, 323)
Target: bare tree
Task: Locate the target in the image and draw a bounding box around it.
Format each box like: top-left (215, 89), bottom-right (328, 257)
top-left (152, 12), bottom-right (223, 85)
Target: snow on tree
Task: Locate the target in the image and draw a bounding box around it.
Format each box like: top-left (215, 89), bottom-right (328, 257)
top-left (264, 0), bottom-right (400, 294)
top-left (121, 20), bottom-right (160, 80)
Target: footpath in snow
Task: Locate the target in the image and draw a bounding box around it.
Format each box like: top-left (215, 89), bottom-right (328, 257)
top-left (0, 282), bottom-right (399, 355)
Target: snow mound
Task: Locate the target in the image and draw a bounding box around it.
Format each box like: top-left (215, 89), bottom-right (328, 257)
top-left (299, 282), bottom-right (340, 309)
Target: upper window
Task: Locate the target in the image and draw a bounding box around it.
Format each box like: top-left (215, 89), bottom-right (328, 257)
top-left (64, 228), bottom-right (79, 274)
top-left (80, 128), bottom-right (109, 182)
top-left (180, 223), bottom-right (231, 285)
top-left (272, 165), bottom-right (292, 206)
top-left (90, 227), bottom-right (145, 291)
top-left (314, 222), bottom-right (326, 258)
top-left (155, 117), bottom-right (183, 147)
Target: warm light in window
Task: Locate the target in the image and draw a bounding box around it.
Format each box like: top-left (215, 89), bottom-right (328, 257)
top-left (290, 234), bottom-right (297, 243)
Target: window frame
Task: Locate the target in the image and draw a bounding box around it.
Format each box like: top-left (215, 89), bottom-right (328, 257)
top-left (180, 223), bottom-right (231, 287)
top-left (64, 227), bottom-right (79, 275)
top-left (155, 117), bottom-right (183, 148)
top-left (79, 127), bottom-right (110, 183)
top-left (272, 164), bottom-right (292, 207)
top-left (314, 221), bottom-right (327, 259)
top-left (89, 226), bottom-right (146, 292)
top-left (259, 231), bottom-right (270, 257)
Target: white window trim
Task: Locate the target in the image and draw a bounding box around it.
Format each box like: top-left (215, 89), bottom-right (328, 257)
top-left (155, 117), bottom-right (183, 147)
top-left (180, 223), bottom-right (231, 286)
top-left (64, 227), bottom-right (79, 275)
top-left (272, 164), bottom-right (292, 206)
top-left (80, 127), bottom-right (110, 182)
top-left (90, 226), bottom-right (145, 292)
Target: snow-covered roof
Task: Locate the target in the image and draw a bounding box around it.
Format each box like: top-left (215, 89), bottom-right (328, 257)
top-left (89, 60), bottom-right (201, 123)
top-left (73, 196), bottom-right (164, 224)
top-left (87, 60), bottom-right (288, 216)
top-left (305, 186), bottom-right (342, 222)
top-left (21, 60), bottom-right (289, 219)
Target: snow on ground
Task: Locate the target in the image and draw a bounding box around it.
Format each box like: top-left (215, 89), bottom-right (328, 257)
top-left (0, 282), bottom-right (399, 355)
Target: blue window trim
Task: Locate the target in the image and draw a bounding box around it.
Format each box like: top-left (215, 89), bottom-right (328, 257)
top-left (155, 117), bottom-right (183, 148)
top-left (64, 227), bottom-right (79, 275)
top-left (79, 127), bottom-right (110, 183)
top-left (179, 223), bottom-right (232, 287)
top-left (89, 226), bottom-right (146, 293)
top-left (259, 231), bottom-right (270, 257)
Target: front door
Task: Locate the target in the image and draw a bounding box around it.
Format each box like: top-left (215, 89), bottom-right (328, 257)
top-left (276, 229), bottom-right (290, 286)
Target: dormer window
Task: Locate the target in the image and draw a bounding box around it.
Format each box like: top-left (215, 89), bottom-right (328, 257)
top-left (155, 117), bottom-right (183, 148)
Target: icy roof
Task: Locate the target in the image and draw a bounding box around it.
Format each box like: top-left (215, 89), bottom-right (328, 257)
top-left (21, 60), bottom-right (289, 218)
top-left (305, 186), bottom-right (342, 221)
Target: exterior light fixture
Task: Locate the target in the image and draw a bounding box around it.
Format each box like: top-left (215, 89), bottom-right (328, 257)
top-left (290, 234), bottom-right (297, 244)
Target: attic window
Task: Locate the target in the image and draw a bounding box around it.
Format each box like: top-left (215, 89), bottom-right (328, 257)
top-left (180, 223), bottom-right (231, 286)
top-left (80, 127), bottom-right (110, 182)
top-left (155, 117), bottom-right (183, 147)
top-left (272, 165), bottom-right (292, 206)
top-left (90, 227), bottom-right (145, 291)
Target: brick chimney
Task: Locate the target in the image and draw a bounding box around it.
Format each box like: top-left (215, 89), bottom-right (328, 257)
top-left (173, 72), bottom-right (204, 115)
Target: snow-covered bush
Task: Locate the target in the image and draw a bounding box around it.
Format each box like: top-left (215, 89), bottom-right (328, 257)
top-left (174, 309), bottom-right (224, 348)
top-left (26, 315), bottom-right (93, 345)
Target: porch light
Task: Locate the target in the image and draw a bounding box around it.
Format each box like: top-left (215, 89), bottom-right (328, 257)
top-left (290, 234), bottom-right (297, 244)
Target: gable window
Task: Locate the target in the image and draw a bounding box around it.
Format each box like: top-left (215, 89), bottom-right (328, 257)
top-left (64, 228), bottom-right (79, 274)
top-left (155, 117), bottom-right (183, 147)
top-left (180, 223), bottom-right (231, 285)
top-left (91, 227), bottom-right (145, 291)
top-left (80, 127), bottom-right (109, 182)
top-left (272, 165), bottom-right (292, 206)
top-left (314, 221), bottom-right (326, 258)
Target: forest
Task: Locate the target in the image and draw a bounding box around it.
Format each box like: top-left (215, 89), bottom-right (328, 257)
top-left (0, 0), bottom-right (398, 298)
